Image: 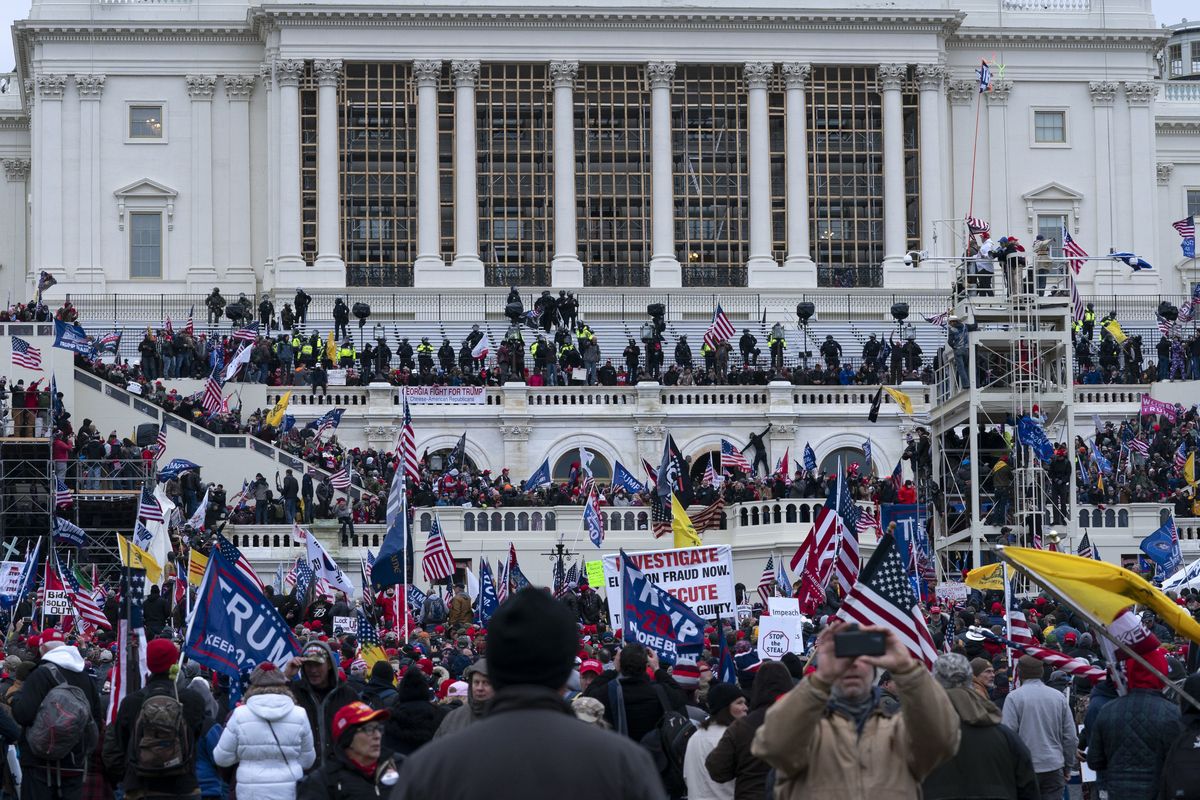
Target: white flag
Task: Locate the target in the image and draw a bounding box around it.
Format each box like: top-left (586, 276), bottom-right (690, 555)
top-left (470, 336), bottom-right (490, 360)
top-left (224, 344), bottom-right (253, 382)
top-left (184, 489), bottom-right (209, 532)
top-left (465, 566), bottom-right (480, 601)
top-left (305, 533), bottom-right (355, 596)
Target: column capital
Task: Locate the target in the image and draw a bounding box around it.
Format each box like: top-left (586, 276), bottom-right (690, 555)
top-left (412, 59), bottom-right (442, 88)
top-left (877, 63), bottom-right (906, 91)
top-left (914, 63), bottom-right (946, 91)
top-left (743, 62), bottom-right (773, 90)
top-left (35, 74), bottom-right (67, 99)
top-left (1089, 80), bottom-right (1118, 106)
top-left (2, 159), bottom-right (30, 182)
top-left (258, 62), bottom-right (274, 92)
top-left (645, 61), bottom-right (676, 90)
top-left (75, 74), bottom-right (106, 99)
top-left (313, 59), bottom-right (343, 87)
top-left (451, 59), bottom-right (480, 88)
top-left (946, 78), bottom-right (976, 105)
top-left (276, 59), bottom-right (306, 88)
top-left (1156, 162), bottom-right (1174, 185)
top-left (223, 74), bottom-right (256, 101)
top-left (984, 80), bottom-right (1012, 105)
top-left (781, 62), bottom-right (811, 90)
top-left (1123, 80), bottom-right (1157, 106)
top-left (186, 74), bottom-right (218, 99)
top-left (549, 60), bottom-right (579, 89)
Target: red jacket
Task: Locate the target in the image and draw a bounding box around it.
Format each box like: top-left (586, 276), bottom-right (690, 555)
top-left (897, 485), bottom-right (917, 504)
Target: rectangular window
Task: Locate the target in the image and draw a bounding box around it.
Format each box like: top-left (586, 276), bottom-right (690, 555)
top-left (129, 105), bottom-right (164, 139)
top-left (1188, 189), bottom-right (1200, 218)
top-left (1169, 44), bottom-right (1183, 77)
top-left (1036, 214), bottom-right (1068, 247)
top-left (129, 212), bottom-right (162, 278)
top-left (1192, 44), bottom-right (1200, 75)
top-left (1034, 110), bottom-right (1066, 144)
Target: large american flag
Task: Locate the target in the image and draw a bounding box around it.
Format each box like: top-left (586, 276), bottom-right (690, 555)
top-left (966, 215), bottom-right (990, 236)
top-left (185, 305), bottom-right (195, 336)
top-left (309, 408), bottom-right (345, 440)
top-left (400, 396), bottom-right (420, 482)
top-left (201, 370), bottom-right (226, 416)
top-left (215, 532), bottom-right (265, 593)
top-left (55, 552), bottom-right (111, 630)
top-left (136, 486), bottom-right (164, 522)
top-left (1068, 271), bottom-right (1086, 323)
top-left (756, 556), bottom-right (776, 606)
top-left (331, 463), bottom-right (352, 490)
top-left (856, 506), bottom-right (879, 536)
top-left (837, 533), bottom-right (939, 670)
top-left (834, 469), bottom-right (861, 588)
top-left (55, 476), bottom-right (74, 507)
top-left (11, 337), bottom-right (42, 370)
top-left (233, 322), bottom-right (260, 343)
top-left (651, 493), bottom-right (724, 538)
top-left (1172, 215), bottom-right (1196, 240)
top-left (151, 426), bottom-right (167, 461)
top-left (1157, 314), bottom-right (1176, 338)
top-left (1003, 610), bottom-right (1105, 682)
top-left (107, 568), bottom-right (147, 726)
top-left (1175, 441), bottom-right (1189, 471)
top-left (703, 304), bottom-right (736, 348)
top-left (421, 515), bottom-right (456, 582)
top-left (720, 439), bottom-right (752, 473)
top-left (794, 504), bottom-right (840, 613)
top-left (1062, 229), bottom-right (1088, 275)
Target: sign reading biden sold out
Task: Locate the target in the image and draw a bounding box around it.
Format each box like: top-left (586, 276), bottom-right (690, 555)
top-left (602, 545), bottom-right (735, 631)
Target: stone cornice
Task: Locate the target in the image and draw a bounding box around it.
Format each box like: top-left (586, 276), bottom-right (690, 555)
top-left (948, 27), bottom-right (1167, 53)
top-left (1156, 119), bottom-right (1200, 135)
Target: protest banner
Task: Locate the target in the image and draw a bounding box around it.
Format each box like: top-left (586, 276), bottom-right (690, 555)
top-left (767, 596), bottom-right (802, 617)
top-left (327, 369), bottom-right (347, 386)
top-left (757, 614), bottom-right (805, 660)
top-left (585, 560), bottom-right (606, 592)
top-left (332, 615), bottom-right (357, 635)
top-left (1140, 395), bottom-right (1178, 423)
top-left (0, 562), bottom-right (23, 597)
top-left (935, 582), bottom-right (969, 604)
top-left (44, 589), bottom-right (72, 615)
top-left (402, 386), bottom-right (488, 405)
top-left (601, 545), bottom-right (735, 630)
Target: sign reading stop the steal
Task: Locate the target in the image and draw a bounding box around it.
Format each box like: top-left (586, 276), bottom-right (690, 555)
top-left (757, 614), bottom-right (805, 661)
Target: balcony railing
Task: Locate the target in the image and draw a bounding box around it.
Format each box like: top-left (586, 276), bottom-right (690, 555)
top-left (1001, 0), bottom-right (1090, 10)
top-left (1163, 82), bottom-right (1200, 103)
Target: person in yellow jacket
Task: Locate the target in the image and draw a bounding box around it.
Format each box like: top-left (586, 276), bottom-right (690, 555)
top-left (752, 621), bottom-right (959, 800)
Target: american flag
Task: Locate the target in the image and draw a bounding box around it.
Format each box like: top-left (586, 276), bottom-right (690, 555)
top-left (331, 463), bottom-right (352, 490)
top-left (136, 486), bottom-right (163, 522)
top-left (98, 331), bottom-right (122, 353)
top-left (55, 476), bottom-right (73, 507)
top-left (702, 459), bottom-right (721, 488)
top-left (1068, 271), bottom-right (1086, 323)
top-left (564, 562), bottom-right (580, 587)
top-left (977, 58), bottom-right (992, 93)
top-left (1077, 532), bottom-right (1095, 560)
top-left (965, 215), bottom-right (990, 236)
top-left (795, 506), bottom-right (840, 612)
top-left (400, 396), bottom-right (420, 482)
top-left (215, 532), bottom-right (265, 593)
top-left (856, 506), bottom-right (879, 536)
top-left (553, 558), bottom-right (566, 596)
top-left (943, 608), bottom-right (956, 654)
top-left (651, 493), bottom-right (724, 538)
top-left (650, 493), bottom-right (673, 538)
top-left (421, 515), bottom-right (456, 582)
top-left (889, 460), bottom-right (903, 493)
top-left (201, 370), bottom-right (226, 416)
top-left (1127, 437), bottom-right (1149, 457)
top-left (703, 304), bottom-right (736, 348)
top-left (837, 533), bottom-right (939, 670)
top-left (11, 337), bottom-right (42, 370)
top-left (1172, 215), bottom-right (1196, 240)
top-left (289, 556), bottom-right (315, 606)
top-left (757, 556), bottom-right (776, 606)
top-left (309, 408), bottom-right (345, 440)
top-left (1175, 441), bottom-right (1189, 471)
top-left (721, 439), bottom-right (751, 473)
top-left (495, 556), bottom-right (510, 604)
top-left (55, 552), bottom-right (111, 630)
top-left (1062, 228), bottom-right (1088, 275)
top-left (834, 467), bottom-right (862, 588)
top-left (1002, 610), bottom-right (1105, 682)
top-left (185, 305), bottom-right (194, 336)
top-left (107, 568), bottom-right (147, 725)
top-left (163, 316), bottom-right (173, 335)
top-left (923, 311), bottom-right (949, 328)
top-left (233, 322), bottom-right (260, 343)
top-left (151, 426), bottom-right (167, 461)
top-left (1157, 314), bottom-right (1176, 338)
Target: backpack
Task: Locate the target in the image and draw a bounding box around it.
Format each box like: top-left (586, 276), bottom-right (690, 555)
top-left (27, 665), bottom-right (99, 762)
top-left (130, 685), bottom-right (193, 778)
top-left (423, 596), bottom-right (447, 624)
top-left (608, 680), bottom-right (695, 796)
top-left (1159, 725), bottom-right (1200, 800)
top-left (362, 686), bottom-right (398, 712)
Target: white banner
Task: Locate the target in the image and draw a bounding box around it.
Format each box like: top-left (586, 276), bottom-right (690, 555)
top-left (332, 615), bottom-right (357, 635)
top-left (935, 582), bottom-right (969, 603)
top-left (602, 545), bottom-right (736, 631)
top-left (44, 589), bottom-right (72, 615)
top-left (757, 614), bottom-right (806, 660)
top-left (0, 562), bottom-right (23, 597)
top-left (327, 369), bottom-right (348, 386)
top-left (402, 386), bottom-right (487, 405)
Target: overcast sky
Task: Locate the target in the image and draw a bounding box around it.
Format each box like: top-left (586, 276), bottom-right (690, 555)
top-left (0, 0), bottom-right (1193, 74)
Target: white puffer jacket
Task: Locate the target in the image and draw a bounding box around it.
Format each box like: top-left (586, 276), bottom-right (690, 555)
top-left (213, 691), bottom-right (316, 799)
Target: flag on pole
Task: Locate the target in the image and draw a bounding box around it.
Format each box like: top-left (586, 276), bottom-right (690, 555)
top-left (756, 556), bottom-right (775, 606)
top-left (55, 476), bottom-right (73, 507)
top-left (1063, 228), bottom-right (1088, 274)
top-left (1172, 215), bottom-right (1196, 258)
top-left (1140, 517), bottom-right (1184, 578)
top-left (976, 58), bottom-right (992, 93)
top-left (306, 408), bottom-right (346, 440)
top-left (214, 532), bottom-right (265, 593)
top-left (151, 425), bottom-right (168, 461)
top-left (233, 322), bottom-right (260, 343)
top-left (421, 515), bottom-right (456, 582)
top-left (54, 551), bottom-right (111, 630)
top-left (136, 486), bottom-right (163, 522)
top-left (470, 335), bottom-right (490, 361)
top-left (185, 305), bottom-right (194, 335)
top-left (331, 464), bottom-right (352, 490)
top-left (372, 461), bottom-right (412, 587)
top-left (670, 494), bottom-right (701, 548)
top-left (223, 344), bottom-right (253, 381)
top-left (803, 443), bottom-right (818, 472)
top-left (399, 396), bottom-right (420, 482)
top-left (525, 458), bottom-right (553, 491)
top-left (583, 489), bottom-right (605, 548)
top-left (10, 337), bottom-right (42, 371)
top-left (720, 439), bottom-right (752, 473)
top-left (965, 215), bottom-right (990, 235)
top-left (1068, 271), bottom-right (1086, 322)
top-left (703, 304), bottom-right (736, 348)
top-left (107, 567), bottom-right (147, 725)
top-left (612, 460), bottom-right (646, 494)
top-left (882, 386), bottom-right (913, 415)
top-left (1110, 251), bottom-right (1153, 271)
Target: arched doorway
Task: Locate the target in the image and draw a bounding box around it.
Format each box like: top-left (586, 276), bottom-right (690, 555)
top-left (818, 446), bottom-right (869, 477)
top-left (552, 447), bottom-right (613, 481)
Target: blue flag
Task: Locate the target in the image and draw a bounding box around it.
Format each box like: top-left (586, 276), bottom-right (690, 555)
top-left (52, 516), bottom-right (86, 547)
top-left (158, 458), bottom-right (201, 481)
top-left (880, 503), bottom-right (930, 597)
top-left (1110, 251), bottom-right (1153, 271)
top-left (1090, 441), bottom-right (1113, 474)
top-left (1, 539), bottom-right (40, 608)
top-left (803, 443), bottom-right (817, 472)
top-left (716, 616), bottom-right (738, 684)
top-left (52, 319), bottom-right (95, 356)
top-left (862, 438), bottom-right (873, 469)
top-left (525, 458), bottom-right (552, 491)
top-left (406, 584), bottom-right (427, 613)
top-left (279, 414), bottom-right (296, 435)
top-left (1017, 415), bottom-right (1054, 463)
top-left (619, 549), bottom-right (705, 666)
top-left (373, 466), bottom-right (413, 586)
top-left (1140, 517), bottom-right (1183, 578)
top-left (584, 493), bottom-right (605, 548)
top-left (612, 460), bottom-right (646, 495)
top-left (476, 561), bottom-right (499, 625)
top-left (184, 543), bottom-right (301, 684)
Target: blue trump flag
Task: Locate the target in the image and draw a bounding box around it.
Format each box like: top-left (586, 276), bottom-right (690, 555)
top-left (1140, 516), bottom-right (1183, 578)
top-left (185, 543), bottom-right (301, 684)
top-left (803, 443), bottom-right (818, 472)
top-left (372, 465), bottom-right (414, 586)
top-left (476, 560), bottom-right (499, 625)
top-left (584, 493), bottom-right (605, 548)
top-left (1017, 415), bottom-right (1054, 463)
top-left (612, 460), bottom-right (646, 495)
top-left (1090, 441), bottom-right (1113, 474)
top-left (879, 503), bottom-right (931, 597)
top-left (619, 549), bottom-right (705, 666)
top-left (158, 458), bottom-right (202, 481)
top-left (525, 458), bottom-right (552, 491)
top-left (52, 319), bottom-right (95, 356)
top-left (0, 539), bottom-right (40, 608)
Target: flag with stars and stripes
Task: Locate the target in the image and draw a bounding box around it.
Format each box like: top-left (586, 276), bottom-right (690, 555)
top-left (307, 408), bottom-right (346, 440)
top-left (1127, 437), bottom-right (1149, 457)
top-left (185, 305), bottom-right (194, 336)
top-left (107, 567), bottom-right (147, 726)
top-left (400, 395), bottom-right (420, 482)
top-left (720, 439), bottom-right (752, 473)
top-left (421, 515), bottom-right (456, 582)
top-left (214, 532), bottom-right (265, 593)
top-left (703, 304), bottom-right (736, 348)
top-left (55, 550), bottom-right (111, 630)
top-left (54, 476), bottom-right (73, 507)
top-left (1077, 532), bottom-right (1098, 561)
top-left (756, 556), bottom-right (776, 606)
top-left (355, 609), bottom-right (388, 669)
top-left (856, 506), bottom-right (879, 536)
top-left (1174, 441), bottom-right (1189, 471)
top-left (835, 467), bottom-right (862, 588)
top-left (1068, 271), bottom-right (1086, 323)
top-left (331, 463), bottom-right (352, 490)
top-left (552, 557), bottom-right (566, 596)
top-left (966, 215), bottom-right (990, 236)
top-left (201, 370), bottom-right (227, 416)
top-left (1172, 215), bottom-right (1196, 258)
top-left (1063, 229), bottom-right (1088, 275)
top-left (1157, 314), bottom-right (1175, 338)
top-left (151, 426), bottom-right (167, 461)
top-left (836, 533), bottom-right (939, 669)
top-left (10, 337), bottom-right (42, 371)
top-left (137, 485), bottom-right (163, 522)
top-left (564, 562), bottom-right (580, 587)
top-left (923, 311), bottom-right (949, 328)
top-left (233, 322), bottom-right (260, 343)
top-left (289, 556), bottom-right (315, 608)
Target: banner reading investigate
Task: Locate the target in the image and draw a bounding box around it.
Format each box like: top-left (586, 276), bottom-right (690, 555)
top-left (602, 545), bottom-right (736, 631)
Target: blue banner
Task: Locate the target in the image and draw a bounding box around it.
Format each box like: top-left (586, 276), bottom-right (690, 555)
top-left (803, 443), bottom-right (817, 472)
top-left (1139, 517), bottom-right (1183, 577)
top-left (879, 503), bottom-right (931, 596)
top-left (185, 545), bottom-right (300, 682)
top-left (52, 516), bottom-right (86, 547)
top-left (52, 319), bottom-right (95, 356)
top-left (619, 549), bottom-right (705, 665)
top-left (476, 560), bottom-right (499, 625)
top-left (525, 458), bottom-right (552, 491)
top-left (158, 458), bottom-right (201, 481)
top-left (0, 539), bottom-right (40, 608)
top-left (584, 495), bottom-right (605, 548)
top-left (1017, 415), bottom-right (1054, 463)
top-left (611, 460), bottom-right (645, 495)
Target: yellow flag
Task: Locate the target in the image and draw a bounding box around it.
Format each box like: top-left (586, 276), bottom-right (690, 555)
top-left (964, 562), bottom-right (1005, 591)
top-left (326, 330), bottom-right (337, 362)
top-left (989, 459), bottom-right (1009, 475)
top-left (882, 386), bottom-right (913, 415)
top-left (1186, 452), bottom-right (1196, 487)
top-left (1102, 319), bottom-right (1127, 344)
top-left (265, 391), bottom-right (292, 428)
top-left (671, 493), bottom-right (701, 548)
top-left (187, 548), bottom-right (209, 587)
top-left (360, 643), bottom-right (388, 671)
top-left (1001, 546), bottom-right (1200, 644)
top-left (117, 535), bottom-right (163, 585)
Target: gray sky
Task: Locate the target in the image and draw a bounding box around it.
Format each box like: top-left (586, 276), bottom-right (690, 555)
top-left (0, 0), bottom-right (1193, 73)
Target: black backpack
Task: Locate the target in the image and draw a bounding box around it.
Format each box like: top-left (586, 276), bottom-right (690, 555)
top-left (1159, 724), bottom-right (1200, 800)
top-left (608, 680), bottom-right (695, 796)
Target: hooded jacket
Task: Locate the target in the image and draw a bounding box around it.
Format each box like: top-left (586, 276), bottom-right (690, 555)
top-left (291, 640), bottom-right (361, 764)
top-left (385, 669), bottom-right (444, 756)
top-left (12, 646), bottom-right (104, 771)
top-left (433, 659), bottom-right (487, 739)
top-left (101, 672), bottom-right (207, 795)
top-left (922, 687), bottom-right (1037, 800)
top-left (213, 687), bottom-right (317, 798)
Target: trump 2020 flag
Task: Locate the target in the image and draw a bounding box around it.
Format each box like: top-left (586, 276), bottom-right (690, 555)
top-left (525, 458), bottom-right (552, 491)
top-left (1140, 517), bottom-right (1183, 578)
top-left (612, 460), bottom-right (645, 495)
top-left (476, 560), bottom-right (499, 625)
top-left (1017, 415), bottom-right (1054, 464)
top-left (619, 549), bottom-right (705, 666)
top-left (52, 319), bottom-right (95, 357)
top-left (583, 490), bottom-right (604, 548)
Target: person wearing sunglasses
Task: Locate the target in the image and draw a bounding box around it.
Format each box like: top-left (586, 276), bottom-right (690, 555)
top-left (298, 701), bottom-right (400, 799)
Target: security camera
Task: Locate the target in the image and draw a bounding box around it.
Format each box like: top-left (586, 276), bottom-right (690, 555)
top-left (902, 253), bottom-right (914, 267)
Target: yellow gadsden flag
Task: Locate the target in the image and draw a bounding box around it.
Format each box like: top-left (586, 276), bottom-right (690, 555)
top-left (187, 548), bottom-right (209, 587)
top-left (117, 535), bottom-right (162, 585)
top-left (671, 493), bottom-right (702, 548)
top-left (964, 562), bottom-right (1006, 591)
top-left (1186, 452), bottom-right (1196, 487)
top-left (882, 386), bottom-right (913, 415)
top-left (265, 391), bottom-right (292, 428)
top-left (326, 331), bottom-right (337, 362)
top-left (1102, 319), bottom-right (1127, 344)
top-left (1002, 546), bottom-right (1200, 644)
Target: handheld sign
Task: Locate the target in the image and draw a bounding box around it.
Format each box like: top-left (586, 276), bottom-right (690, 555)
top-left (619, 549), bottom-right (705, 666)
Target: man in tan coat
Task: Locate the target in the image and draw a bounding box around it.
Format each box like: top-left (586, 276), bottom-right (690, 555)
top-left (447, 584), bottom-right (473, 628)
top-left (752, 621), bottom-right (960, 799)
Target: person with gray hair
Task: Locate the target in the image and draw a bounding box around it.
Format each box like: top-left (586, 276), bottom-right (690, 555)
top-left (1001, 655), bottom-right (1078, 800)
top-left (924, 653), bottom-right (1038, 800)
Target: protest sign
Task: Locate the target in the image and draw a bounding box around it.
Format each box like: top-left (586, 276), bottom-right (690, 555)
top-left (332, 615), bottom-right (356, 635)
top-left (767, 597), bottom-right (802, 617)
top-left (0, 562), bottom-right (23, 597)
top-left (757, 615), bottom-right (805, 661)
top-left (585, 560), bottom-right (606, 592)
top-left (402, 386), bottom-right (487, 405)
top-left (935, 582), bottom-right (969, 603)
top-left (602, 545), bottom-right (735, 631)
top-left (327, 369), bottom-right (347, 386)
top-left (44, 590), bottom-right (72, 615)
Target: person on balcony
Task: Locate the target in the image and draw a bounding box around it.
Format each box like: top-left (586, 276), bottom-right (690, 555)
top-left (206, 287), bottom-right (226, 324)
top-left (295, 287), bottom-right (312, 326)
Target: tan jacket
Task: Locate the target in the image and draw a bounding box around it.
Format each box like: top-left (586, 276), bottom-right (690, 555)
top-left (751, 664), bottom-right (960, 800)
top-left (447, 594), bottom-right (473, 627)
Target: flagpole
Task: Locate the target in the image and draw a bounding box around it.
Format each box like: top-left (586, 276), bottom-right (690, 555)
top-left (1002, 561), bottom-right (1014, 671)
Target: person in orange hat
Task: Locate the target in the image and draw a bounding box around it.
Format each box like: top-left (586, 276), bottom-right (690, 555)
top-left (297, 701), bottom-right (400, 798)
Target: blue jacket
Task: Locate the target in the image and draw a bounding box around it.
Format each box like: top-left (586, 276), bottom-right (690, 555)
top-left (196, 722), bottom-right (228, 799)
top-left (1088, 689), bottom-right (1182, 800)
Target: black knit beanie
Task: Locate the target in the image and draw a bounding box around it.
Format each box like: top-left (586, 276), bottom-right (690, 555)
top-left (487, 587), bottom-right (577, 691)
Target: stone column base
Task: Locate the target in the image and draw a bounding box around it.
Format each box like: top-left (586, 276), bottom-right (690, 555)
top-left (649, 256), bottom-right (681, 288)
top-left (551, 255), bottom-right (584, 288)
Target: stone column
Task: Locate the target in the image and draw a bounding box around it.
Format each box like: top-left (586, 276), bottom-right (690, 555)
top-left (274, 59), bottom-right (307, 281)
top-left (449, 59), bottom-right (485, 285)
top-left (781, 63), bottom-right (816, 285)
top-left (947, 78), bottom-right (980, 221)
top-left (3, 159), bottom-right (30, 299)
top-left (412, 60), bottom-right (445, 285)
top-left (915, 65), bottom-right (945, 261)
top-left (187, 75), bottom-right (218, 286)
top-left (647, 61), bottom-right (681, 288)
top-left (260, 62), bottom-right (277, 279)
top-left (1156, 162), bottom-right (1174, 286)
top-left (1124, 81), bottom-right (1159, 270)
top-left (313, 60), bottom-right (345, 278)
top-left (984, 81), bottom-right (1012, 232)
top-left (744, 62), bottom-right (778, 286)
top-left (223, 75), bottom-right (256, 290)
top-left (878, 64), bottom-right (909, 279)
top-left (1089, 81), bottom-right (1116, 259)
top-left (36, 75), bottom-right (67, 280)
top-left (75, 74), bottom-right (105, 284)
top-left (550, 60), bottom-right (583, 286)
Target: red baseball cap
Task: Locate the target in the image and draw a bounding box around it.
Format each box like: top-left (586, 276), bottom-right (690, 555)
top-left (579, 659), bottom-right (602, 676)
top-left (40, 630), bottom-right (65, 646)
top-left (331, 701), bottom-right (389, 741)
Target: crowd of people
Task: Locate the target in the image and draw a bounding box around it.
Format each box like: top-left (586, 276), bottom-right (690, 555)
top-left (1071, 303), bottom-right (1200, 385)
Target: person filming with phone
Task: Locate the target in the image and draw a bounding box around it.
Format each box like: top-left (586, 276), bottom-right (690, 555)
top-left (751, 620), bottom-right (959, 799)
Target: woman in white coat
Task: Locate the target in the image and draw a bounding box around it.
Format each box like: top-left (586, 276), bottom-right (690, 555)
top-left (214, 662), bottom-right (317, 799)
top-left (683, 682), bottom-right (748, 800)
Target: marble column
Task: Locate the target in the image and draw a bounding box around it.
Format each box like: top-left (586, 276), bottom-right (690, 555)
top-left (3, 159), bottom-right (30, 301)
top-left (187, 74), bottom-right (217, 286)
top-left (36, 74), bottom-right (66, 277)
top-left (75, 74), bottom-right (105, 284)
top-left (744, 62), bottom-right (778, 286)
top-left (260, 62), bottom-right (277, 279)
top-left (947, 78), bottom-right (980, 225)
top-left (781, 63), bottom-right (817, 285)
top-left (313, 59), bottom-right (345, 277)
top-left (449, 59), bottom-right (485, 285)
top-left (274, 59), bottom-right (306, 280)
top-left (412, 59), bottom-right (445, 285)
top-left (879, 63), bottom-right (908, 278)
top-left (1089, 81), bottom-right (1117, 256)
top-left (1156, 162), bottom-right (1175, 290)
top-left (550, 60), bottom-right (583, 286)
top-left (1124, 81), bottom-right (1159, 270)
top-left (223, 74), bottom-right (256, 290)
top-left (647, 61), bottom-right (680, 288)
top-left (915, 65), bottom-right (945, 261)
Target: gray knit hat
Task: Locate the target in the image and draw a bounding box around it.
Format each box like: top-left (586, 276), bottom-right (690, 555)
top-left (933, 653), bottom-right (972, 690)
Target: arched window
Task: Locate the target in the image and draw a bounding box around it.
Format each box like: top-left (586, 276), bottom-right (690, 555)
top-left (751, 507), bottom-right (760, 526)
top-left (1092, 509), bottom-right (1103, 527)
top-left (771, 505), bottom-right (781, 524)
top-left (546, 512), bottom-right (557, 530)
top-left (1117, 509), bottom-right (1128, 527)
top-left (624, 512), bottom-right (635, 530)
top-left (1077, 509), bottom-right (1089, 528)
top-left (1104, 508), bottom-right (1115, 527)
top-left (531, 512), bottom-right (544, 531)
top-left (491, 511), bottom-right (503, 530)
top-left (610, 513), bottom-right (623, 531)
top-left (552, 448), bottom-right (613, 481)
top-left (464, 514), bottom-right (476, 532)
top-left (426, 448), bottom-right (479, 474)
top-left (819, 446), bottom-right (870, 477)
top-left (478, 512), bottom-right (490, 531)
top-left (517, 513), bottom-right (529, 531)
top-left (504, 512), bottom-right (516, 531)
top-left (785, 504), bottom-right (797, 523)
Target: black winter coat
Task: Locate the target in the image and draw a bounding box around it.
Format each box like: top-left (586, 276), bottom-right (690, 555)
top-left (584, 668), bottom-right (687, 743)
top-left (1088, 689), bottom-right (1183, 800)
top-left (385, 699), bottom-right (444, 756)
top-left (293, 673), bottom-right (362, 766)
top-left (299, 748), bottom-right (401, 800)
top-left (11, 650), bottom-right (104, 772)
top-left (101, 674), bottom-right (206, 796)
top-left (922, 688), bottom-right (1037, 800)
